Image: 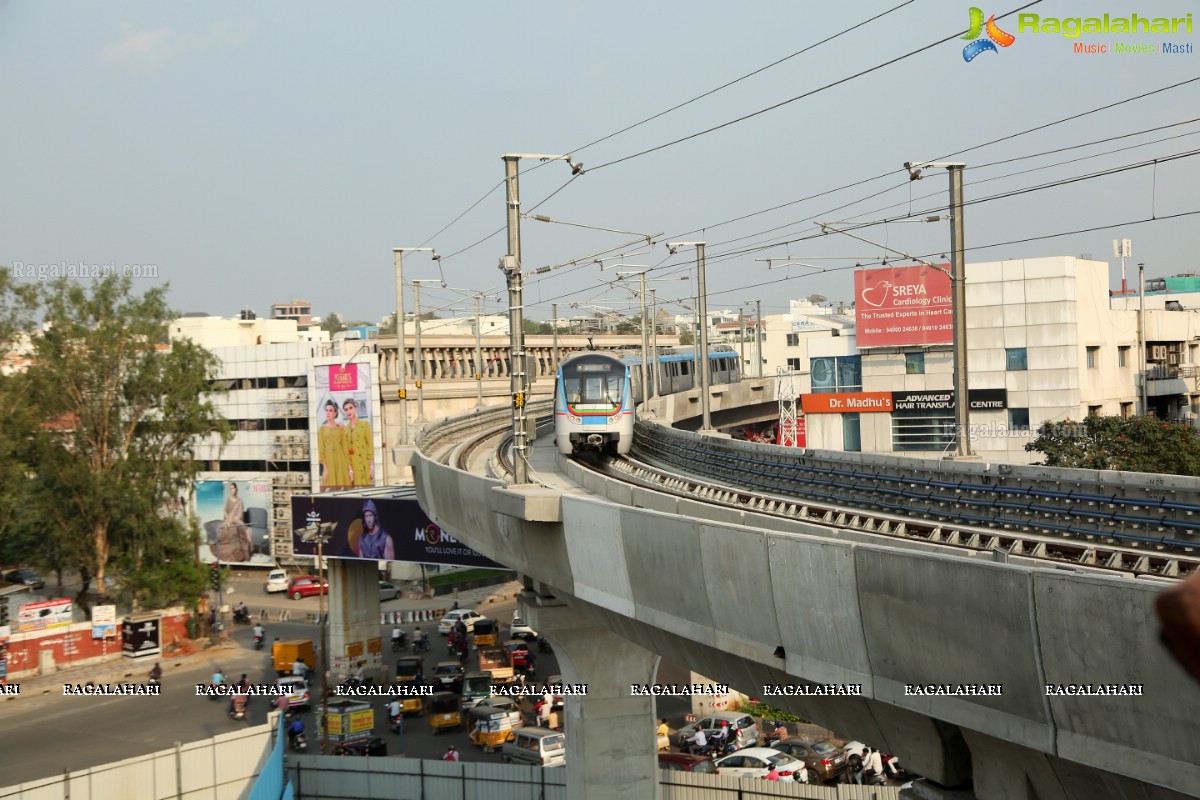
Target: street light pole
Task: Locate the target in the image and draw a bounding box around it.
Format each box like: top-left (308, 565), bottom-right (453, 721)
top-left (500, 152), bottom-right (582, 485)
top-left (668, 242), bottom-right (712, 432)
top-left (411, 279), bottom-right (444, 423)
top-left (649, 289), bottom-right (659, 399)
top-left (947, 164), bottom-right (971, 458)
top-left (755, 300), bottom-right (763, 378)
top-left (413, 280), bottom-right (426, 422)
top-left (475, 293), bottom-right (485, 409)
top-left (391, 248), bottom-right (436, 445)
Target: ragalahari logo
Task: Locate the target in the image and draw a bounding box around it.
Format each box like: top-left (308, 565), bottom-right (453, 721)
top-left (961, 7), bottom-right (1016, 61)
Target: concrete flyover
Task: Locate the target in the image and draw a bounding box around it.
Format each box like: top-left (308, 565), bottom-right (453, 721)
top-left (412, 409), bottom-right (1200, 800)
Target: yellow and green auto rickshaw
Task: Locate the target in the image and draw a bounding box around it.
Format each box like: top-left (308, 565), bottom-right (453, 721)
top-left (426, 691), bottom-right (463, 734)
top-left (472, 619), bottom-right (498, 649)
top-left (468, 704), bottom-right (517, 752)
top-left (462, 670), bottom-right (493, 707)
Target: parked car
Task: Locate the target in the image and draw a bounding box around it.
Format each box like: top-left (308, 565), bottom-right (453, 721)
top-left (772, 738), bottom-right (848, 783)
top-left (509, 618), bottom-right (537, 640)
top-left (438, 609), bottom-right (483, 635)
top-left (287, 575), bottom-right (328, 600)
top-left (276, 676), bottom-right (311, 710)
top-left (713, 747), bottom-right (806, 781)
top-left (264, 569), bottom-right (289, 593)
top-left (4, 569), bottom-right (45, 590)
top-left (379, 581), bottom-right (400, 601)
top-left (657, 752), bottom-right (716, 773)
top-left (677, 712), bottom-right (760, 752)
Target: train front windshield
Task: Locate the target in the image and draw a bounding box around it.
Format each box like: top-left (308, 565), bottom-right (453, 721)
top-left (562, 356), bottom-right (624, 411)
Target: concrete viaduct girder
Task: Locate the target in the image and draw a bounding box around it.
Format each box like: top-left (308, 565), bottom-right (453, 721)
top-left (413, 423), bottom-right (1198, 800)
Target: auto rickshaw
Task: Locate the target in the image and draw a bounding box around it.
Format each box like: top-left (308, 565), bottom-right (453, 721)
top-left (426, 691), bottom-right (463, 734)
top-left (472, 619), bottom-right (497, 649)
top-left (462, 670), bottom-right (493, 707)
top-left (395, 656), bottom-right (424, 683)
top-left (468, 704), bottom-right (517, 752)
top-left (394, 679), bottom-right (424, 715)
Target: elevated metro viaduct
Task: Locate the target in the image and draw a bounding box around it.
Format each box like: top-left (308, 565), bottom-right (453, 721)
top-left (405, 381), bottom-right (1200, 800)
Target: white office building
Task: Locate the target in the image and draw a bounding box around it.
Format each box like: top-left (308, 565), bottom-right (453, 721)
top-left (793, 257), bottom-right (1200, 464)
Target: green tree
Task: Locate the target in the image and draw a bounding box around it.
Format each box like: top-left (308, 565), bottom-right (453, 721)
top-left (0, 271), bottom-right (41, 563)
top-left (678, 327), bottom-right (694, 346)
top-left (321, 312), bottom-right (344, 334)
top-left (615, 318), bottom-right (641, 335)
top-left (1025, 415), bottom-right (1200, 475)
top-left (21, 276), bottom-right (232, 611)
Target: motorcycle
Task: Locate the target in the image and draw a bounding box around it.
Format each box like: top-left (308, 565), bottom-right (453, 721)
top-left (288, 731), bottom-right (308, 752)
top-left (388, 712), bottom-right (403, 734)
top-left (411, 637), bottom-right (430, 655)
top-left (340, 673), bottom-right (374, 691)
top-left (233, 607), bottom-right (251, 625)
top-left (253, 632), bottom-right (265, 650)
top-left (228, 697), bottom-right (248, 721)
top-left (208, 681), bottom-right (227, 702)
top-left (536, 636), bottom-right (552, 654)
top-left (391, 631), bottom-right (407, 652)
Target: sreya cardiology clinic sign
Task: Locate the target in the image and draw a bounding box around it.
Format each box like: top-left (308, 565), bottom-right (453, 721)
top-left (855, 265), bottom-right (953, 348)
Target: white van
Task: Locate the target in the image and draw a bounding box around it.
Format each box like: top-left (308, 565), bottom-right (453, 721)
top-left (264, 569), bottom-right (289, 593)
top-left (501, 727), bottom-right (566, 768)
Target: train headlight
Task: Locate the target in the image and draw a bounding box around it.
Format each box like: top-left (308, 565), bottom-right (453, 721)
top-left (569, 414), bottom-right (581, 424)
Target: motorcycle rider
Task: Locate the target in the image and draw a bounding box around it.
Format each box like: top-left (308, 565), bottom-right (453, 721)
top-left (148, 662), bottom-right (163, 684)
top-left (391, 625), bottom-right (404, 650)
top-left (712, 720), bottom-right (730, 751)
top-left (253, 622), bottom-right (265, 642)
top-left (412, 627), bottom-right (429, 652)
top-left (287, 717), bottom-right (305, 740)
top-left (686, 727), bottom-right (708, 755)
top-left (211, 668), bottom-right (225, 689)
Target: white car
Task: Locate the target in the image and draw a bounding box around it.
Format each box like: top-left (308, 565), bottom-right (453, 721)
top-left (476, 696), bottom-right (522, 727)
top-left (509, 618), bottom-right (537, 641)
top-left (264, 569), bottom-right (289, 593)
top-left (438, 609), bottom-right (483, 635)
top-left (714, 747), bottom-right (806, 781)
top-left (842, 740), bottom-right (868, 769)
top-left (276, 676), bottom-right (310, 710)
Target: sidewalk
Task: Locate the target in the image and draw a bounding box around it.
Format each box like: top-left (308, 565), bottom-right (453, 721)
top-left (3, 580), bottom-right (524, 703)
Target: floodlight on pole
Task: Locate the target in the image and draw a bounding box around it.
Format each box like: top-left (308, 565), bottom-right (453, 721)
top-left (666, 242), bottom-right (713, 433)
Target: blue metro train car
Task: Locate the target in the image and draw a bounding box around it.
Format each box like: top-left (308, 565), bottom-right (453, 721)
top-left (554, 347), bottom-right (740, 456)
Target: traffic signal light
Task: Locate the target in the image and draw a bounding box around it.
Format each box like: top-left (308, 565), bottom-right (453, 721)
top-left (210, 563), bottom-right (220, 591)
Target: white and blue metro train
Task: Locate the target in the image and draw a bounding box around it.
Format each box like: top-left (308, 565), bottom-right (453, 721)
top-left (554, 347), bottom-right (741, 456)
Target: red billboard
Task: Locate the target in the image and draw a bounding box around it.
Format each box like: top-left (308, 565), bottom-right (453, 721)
top-left (854, 265), bottom-right (953, 347)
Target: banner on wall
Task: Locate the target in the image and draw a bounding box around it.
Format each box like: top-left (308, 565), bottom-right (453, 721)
top-left (310, 358), bottom-right (383, 493)
top-left (195, 478), bottom-right (275, 566)
top-left (290, 494), bottom-right (503, 569)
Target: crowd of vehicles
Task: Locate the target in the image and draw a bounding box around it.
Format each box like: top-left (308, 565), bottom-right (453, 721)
top-left (554, 347), bottom-right (741, 456)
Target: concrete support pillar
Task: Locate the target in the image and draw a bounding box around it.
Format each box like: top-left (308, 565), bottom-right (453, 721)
top-left (524, 601), bottom-right (662, 800)
top-left (327, 559), bottom-right (385, 683)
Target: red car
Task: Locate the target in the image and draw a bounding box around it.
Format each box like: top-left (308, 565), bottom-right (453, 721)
top-left (288, 575), bottom-right (328, 600)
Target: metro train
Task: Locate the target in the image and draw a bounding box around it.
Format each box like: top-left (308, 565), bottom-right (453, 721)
top-left (554, 347), bottom-right (741, 456)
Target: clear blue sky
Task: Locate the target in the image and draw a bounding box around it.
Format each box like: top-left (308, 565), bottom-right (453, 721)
top-left (2, 1), bottom-right (1197, 324)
